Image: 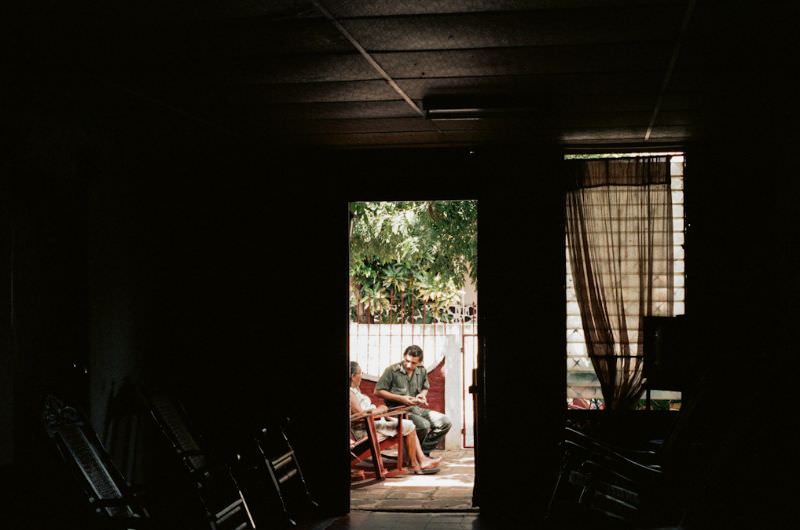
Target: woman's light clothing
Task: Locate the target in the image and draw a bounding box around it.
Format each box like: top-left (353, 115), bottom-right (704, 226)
top-left (350, 386), bottom-right (414, 439)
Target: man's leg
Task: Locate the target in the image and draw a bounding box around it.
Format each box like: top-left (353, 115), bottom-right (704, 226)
top-left (418, 409), bottom-right (452, 455)
top-left (408, 412), bottom-right (431, 452)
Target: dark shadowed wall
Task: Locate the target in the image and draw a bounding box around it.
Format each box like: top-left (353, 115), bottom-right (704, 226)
top-left (4, 65), bottom-right (798, 529)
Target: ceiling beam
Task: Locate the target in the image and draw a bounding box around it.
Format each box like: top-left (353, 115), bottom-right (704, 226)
top-left (645, 0), bottom-right (695, 141)
top-left (311, 0), bottom-right (425, 118)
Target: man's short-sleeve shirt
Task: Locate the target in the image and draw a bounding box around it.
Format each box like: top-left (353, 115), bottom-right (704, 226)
top-left (375, 362), bottom-right (429, 407)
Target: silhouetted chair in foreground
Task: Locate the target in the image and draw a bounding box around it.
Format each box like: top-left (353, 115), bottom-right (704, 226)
top-left (547, 394), bottom-right (704, 528)
top-left (248, 419), bottom-right (318, 527)
top-left (144, 392), bottom-right (256, 530)
top-left (548, 427), bottom-right (665, 526)
top-left (349, 407), bottom-right (410, 487)
top-left (43, 395), bottom-right (151, 529)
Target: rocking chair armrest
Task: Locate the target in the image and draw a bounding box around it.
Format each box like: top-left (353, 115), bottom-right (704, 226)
top-left (563, 439), bottom-right (662, 486)
top-left (350, 405), bottom-right (411, 422)
top-left (578, 457), bottom-right (644, 491)
top-left (380, 406), bottom-right (411, 418)
top-left (565, 427), bottom-right (659, 462)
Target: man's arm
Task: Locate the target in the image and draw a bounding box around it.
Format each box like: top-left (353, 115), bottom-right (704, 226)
top-left (415, 388), bottom-right (429, 406)
top-left (415, 367), bottom-right (430, 405)
top-left (374, 388), bottom-right (417, 406)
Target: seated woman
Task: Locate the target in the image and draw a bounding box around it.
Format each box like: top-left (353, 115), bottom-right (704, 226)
top-left (350, 361), bottom-right (440, 474)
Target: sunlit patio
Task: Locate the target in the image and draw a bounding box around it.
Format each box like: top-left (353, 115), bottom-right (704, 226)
top-left (351, 449), bottom-right (476, 511)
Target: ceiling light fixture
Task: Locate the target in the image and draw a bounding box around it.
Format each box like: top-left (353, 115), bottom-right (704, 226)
top-left (423, 94), bottom-right (538, 121)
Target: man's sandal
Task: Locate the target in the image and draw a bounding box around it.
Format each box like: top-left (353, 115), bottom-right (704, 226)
top-left (412, 467), bottom-right (440, 475)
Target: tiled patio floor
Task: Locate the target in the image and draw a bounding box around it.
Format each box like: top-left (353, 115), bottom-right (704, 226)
top-left (350, 448), bottom-right (477, 511)
top-left (302, 511), bottom-right (486, 529)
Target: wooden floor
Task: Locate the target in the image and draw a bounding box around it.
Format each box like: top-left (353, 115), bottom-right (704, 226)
top-left (350, 448), bottom-right (476, 511)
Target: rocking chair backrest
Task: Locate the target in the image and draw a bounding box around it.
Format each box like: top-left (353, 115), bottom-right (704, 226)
top-left (144, 391), bottom-right (256, 530)
top-left (147, 393), bottom-right (207, 473)
top-left (255, 420), bottom-right (318, 527)
top-left (43, 395), bottom-right (147, 521)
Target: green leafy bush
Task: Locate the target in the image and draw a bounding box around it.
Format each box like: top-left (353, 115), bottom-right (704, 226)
top-left (349, 201), bottom-right (477, 323)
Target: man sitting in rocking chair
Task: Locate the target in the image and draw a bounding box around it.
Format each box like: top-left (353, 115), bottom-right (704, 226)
top-left (374, 345), bottom-right (452, 459)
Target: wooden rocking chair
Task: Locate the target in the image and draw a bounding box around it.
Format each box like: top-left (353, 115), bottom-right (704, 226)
top-left (249, 419), bottom-right (318, 527)
top-left (43, 395), bottom-right (151, 528)
top-left (144, 391), bottom-right (257, 530)
top-left (349, 407), bottom-right (410, 487)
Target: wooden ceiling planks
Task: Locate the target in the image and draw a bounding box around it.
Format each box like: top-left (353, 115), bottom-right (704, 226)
top-left (325, 0), bottom-right (684, 18)
top-left (326, 7), bottom-right (685, 51)
top-left (74, 0), bottom-right (794, 148)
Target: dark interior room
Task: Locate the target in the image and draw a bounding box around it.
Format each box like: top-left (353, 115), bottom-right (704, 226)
top-left (3, 1), bottom-right (798, 529)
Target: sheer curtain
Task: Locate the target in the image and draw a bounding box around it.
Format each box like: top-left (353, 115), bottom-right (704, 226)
top-left (566, 157), bottom-right (673, 410)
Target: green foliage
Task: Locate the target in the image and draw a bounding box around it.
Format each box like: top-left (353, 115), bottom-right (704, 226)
top-left (349, 201), bottom-right (477, 323)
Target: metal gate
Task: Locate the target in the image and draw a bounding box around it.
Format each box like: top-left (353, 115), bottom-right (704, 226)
top-left (460, 303), bottom-right (478, 448)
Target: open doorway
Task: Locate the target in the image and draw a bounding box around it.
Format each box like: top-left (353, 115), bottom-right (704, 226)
top-left (348, 200), bottom-right (478, 511)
